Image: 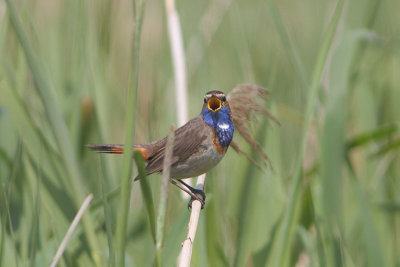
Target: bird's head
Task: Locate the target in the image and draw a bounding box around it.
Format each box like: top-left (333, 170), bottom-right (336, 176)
top-left (202, 91), bottom-right (230, 113)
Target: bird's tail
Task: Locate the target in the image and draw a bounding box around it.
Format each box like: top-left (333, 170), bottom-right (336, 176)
top-left (87, 144), bottom-right (124, 154)
top-left (87, 144), bottom-right (151, 160)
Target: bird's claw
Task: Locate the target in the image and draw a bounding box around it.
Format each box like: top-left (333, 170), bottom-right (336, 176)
top-left (187, 189), bottom-right (206, 210)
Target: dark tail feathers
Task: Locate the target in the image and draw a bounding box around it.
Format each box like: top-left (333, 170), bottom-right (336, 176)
top-left (87, 144), bottom-right (151, 160)
top-left (87, 144), bottom-right (124, 154)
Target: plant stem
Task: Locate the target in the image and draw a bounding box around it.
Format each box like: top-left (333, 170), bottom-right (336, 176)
top-left (115, 0), bottom-right (146, 266)
top-left (156, 126), bottom-right (175, 265)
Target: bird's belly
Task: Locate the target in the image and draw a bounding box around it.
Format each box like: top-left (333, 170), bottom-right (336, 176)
top-left (170, 145), bottom-right (225, 179)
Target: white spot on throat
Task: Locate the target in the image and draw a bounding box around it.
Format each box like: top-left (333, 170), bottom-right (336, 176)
top-left (218, 123), bottom-right (230, 130)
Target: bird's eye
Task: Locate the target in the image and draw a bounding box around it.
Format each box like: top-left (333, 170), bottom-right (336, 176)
top-left (204, 98), bottom-right (207, 103)
top-left (222, 96), bottom-right (226, 101)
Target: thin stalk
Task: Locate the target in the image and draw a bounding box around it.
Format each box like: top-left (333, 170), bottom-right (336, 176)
top-left (164, 0), bottom-right (192, 199)
top-left (156, 126), bottom-right (175, 265)
top-left (276, 0), bottom-right (345, 266)
top-left (50, 195), bottom-right (94, 267)
top-left (178, 174), bottom-right (206, 267)
top-left (165, 0), bottom-right (188, 127)
top-left (115, 0), bottom-right (146, 265)
top-left (164, 0), bottom-right (208, 264)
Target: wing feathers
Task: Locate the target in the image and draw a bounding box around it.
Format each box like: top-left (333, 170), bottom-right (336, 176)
top-left (145, 116), bottom-right (208, 174)
top-left (88, 115), bottom-right (210, 177)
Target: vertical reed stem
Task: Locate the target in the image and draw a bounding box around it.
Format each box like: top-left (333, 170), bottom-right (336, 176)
top-left (115, 0), bottom-right (146, 266)
top-left (164, 0), bottom-right (206, 264)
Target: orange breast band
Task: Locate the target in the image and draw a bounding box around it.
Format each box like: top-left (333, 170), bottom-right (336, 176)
top-left (212, 136), bottom-right (227, 154)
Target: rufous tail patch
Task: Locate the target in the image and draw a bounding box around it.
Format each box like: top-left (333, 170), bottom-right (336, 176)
top-left (110, 147), bottom-right (123, 154)
top-left (133, 147), bottom-right (151, 160)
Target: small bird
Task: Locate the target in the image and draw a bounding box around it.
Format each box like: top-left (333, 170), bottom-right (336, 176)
top-left (88, 90), bottom-right (234, 208)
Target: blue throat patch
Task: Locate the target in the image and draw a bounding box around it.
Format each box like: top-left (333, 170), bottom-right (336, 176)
top-left (202, 106), bottom-right (234, 147)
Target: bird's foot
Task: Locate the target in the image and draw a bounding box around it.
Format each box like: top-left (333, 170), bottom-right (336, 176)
top-left (188, 189), bottom-right (206, 210)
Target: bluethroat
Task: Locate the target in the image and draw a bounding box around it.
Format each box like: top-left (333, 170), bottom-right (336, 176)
top-left (88, 90), bottom-right (234, 208)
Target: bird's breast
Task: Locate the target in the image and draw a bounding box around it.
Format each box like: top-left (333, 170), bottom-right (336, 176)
top-left (202, 107), bottom-right (234, 148)
top-left (170, 140), bottom-right (225, 179)
top-left (212, 135), bottom-right (228, 154)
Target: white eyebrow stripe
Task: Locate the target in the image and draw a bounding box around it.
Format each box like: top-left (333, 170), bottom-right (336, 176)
top-left (204, 92), bottom-right (226, 100)
top-left (218, 123), bottom-right (230, 129)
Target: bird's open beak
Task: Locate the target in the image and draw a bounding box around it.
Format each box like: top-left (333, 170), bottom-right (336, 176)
top-left (207, 97), bottom-right (222, 112)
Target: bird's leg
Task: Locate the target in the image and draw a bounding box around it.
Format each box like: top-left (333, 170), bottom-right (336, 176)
top-left (177, 179), bottom-right (206, 200)
top-left (177, 179), bottom-right (206, 209)
top-left (169, 179), bottom-right (205, 209)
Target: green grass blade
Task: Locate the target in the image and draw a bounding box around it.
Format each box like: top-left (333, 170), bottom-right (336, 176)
top-left (0, 147), bottom-right (12, 172)
top-left (2, 146), bottom-right (22, 267)
top-left (372, 137), bottom-right (400, 157)
top-left (319, 30), bottom-right (355, 265)
top-left (161, 211), bottom-right (188, 267)
top-left (233, 122), bottom-right (268, 267)
top-left (135, 151), bottom-right (156, 244)
top-left (348, 164), bottom-right (386, 266)
top-left (0, 210), bottom-right (5, 267)
top-left (377, 202), bottom-right (400, 212)
top-left (347, 123), bottom-right (399, 150)
top-left (252, 213), bottom-right (283, 266)
top-left (28, 167), bottom-right (41, 267)
top-left (100, 170), bottom-right (115, 266)
top-left (91, 186), bottom-right (121, 211)
top-left (156, 126), bottom-right (175, 265)
top-left (114, 0), bottom-right (147, 265)
top-left (5, 0), bottom-right (101, 263)
top-left (1, 67), bottom-right (59, 158)
top-left (346, 0), bottom-right (383, 97)
top-left (275, 0), bottom-right (345, 266)
top-left (265, 0), bottom-right (309, 89)
top-left (204, 199), bottom-right (229, 267)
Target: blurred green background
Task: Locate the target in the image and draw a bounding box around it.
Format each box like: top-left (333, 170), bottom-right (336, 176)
top-left (1, 0), bottom-right (399, 266)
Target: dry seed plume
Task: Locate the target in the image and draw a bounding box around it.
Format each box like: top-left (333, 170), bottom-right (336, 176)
top-left (227, 84), bottom-right (279, 167)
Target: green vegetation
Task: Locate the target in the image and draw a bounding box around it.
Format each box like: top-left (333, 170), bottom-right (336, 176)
top-left (1, 0), bottom-right (399, 266)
